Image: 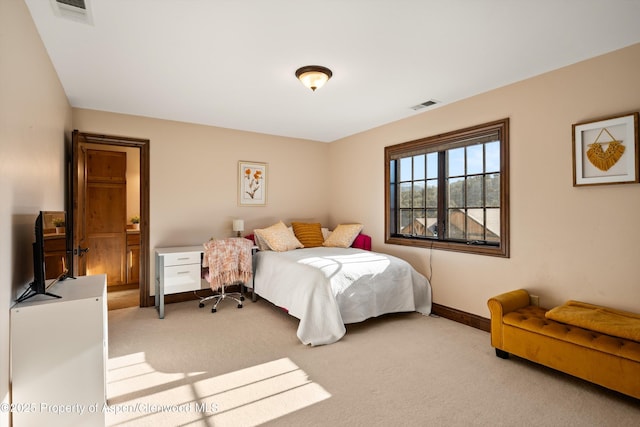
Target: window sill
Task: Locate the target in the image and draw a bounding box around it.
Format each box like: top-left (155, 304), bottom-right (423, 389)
top-left (385, 235), bottom-right (508, 258)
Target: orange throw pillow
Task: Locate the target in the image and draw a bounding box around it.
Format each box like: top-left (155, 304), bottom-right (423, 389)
top-left (291, 222), bottom-right (324, 248)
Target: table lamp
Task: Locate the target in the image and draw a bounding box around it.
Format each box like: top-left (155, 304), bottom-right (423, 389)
top-left (232, 219), bottom-right (244, 237)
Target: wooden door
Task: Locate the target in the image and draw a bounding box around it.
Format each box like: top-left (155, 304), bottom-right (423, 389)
top-left (72, 131), bottom-right (88, 276)
top-left (71, 130), bottom-right (150, 306)
top-left (85, 149), bottom-right (127, 287)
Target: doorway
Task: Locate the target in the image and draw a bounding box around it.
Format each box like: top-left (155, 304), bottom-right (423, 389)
top-left (70, 131), bottom-right (150, 308)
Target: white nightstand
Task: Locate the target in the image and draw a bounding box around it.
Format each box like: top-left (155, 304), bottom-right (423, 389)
top-left (155, 246), bottom-right (204, 318)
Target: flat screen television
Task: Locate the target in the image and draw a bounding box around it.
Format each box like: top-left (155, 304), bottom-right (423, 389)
top-left (16, 211), bottom-right (69, 303)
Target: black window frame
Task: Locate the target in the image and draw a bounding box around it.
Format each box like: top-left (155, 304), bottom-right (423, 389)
top-left (384, 118), bottom-right (510, 257)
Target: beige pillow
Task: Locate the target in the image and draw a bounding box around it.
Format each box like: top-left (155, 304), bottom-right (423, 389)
top-left (254, 221), bottom-right (303, 252)
top-left (323, 224), bottom-right (363, 248)
top-left (321, 227), bottom-right (331, 240)
top-left (253, 232), bottom-right (271, 251)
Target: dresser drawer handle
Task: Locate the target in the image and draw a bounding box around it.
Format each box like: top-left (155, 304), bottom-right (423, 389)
top-left (177, 271), bottom-right (191, 275)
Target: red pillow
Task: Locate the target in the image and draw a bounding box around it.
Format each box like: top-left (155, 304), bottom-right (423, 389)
top-left (351, 234), bottom-right (371, 251)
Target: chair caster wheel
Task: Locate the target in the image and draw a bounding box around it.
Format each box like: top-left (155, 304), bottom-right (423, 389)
top-left (237, 304), bottom-right (243, 309)
top-left (240, 296), bottom-right (245, 301)
top-left (211, 308), bottom-right (217, 313)
top-left (199, 303), bottom-right (204, 308)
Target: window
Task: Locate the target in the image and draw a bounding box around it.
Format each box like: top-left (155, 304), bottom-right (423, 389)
top-left (385, 118), bottom-right (509, 257)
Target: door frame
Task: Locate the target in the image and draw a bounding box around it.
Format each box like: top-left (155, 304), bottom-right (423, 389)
top-left (70, 130), bottom-right (151, 307)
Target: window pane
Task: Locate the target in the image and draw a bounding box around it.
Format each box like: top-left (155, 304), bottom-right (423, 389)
top-left (485, 208), bottom-right (501, 242)
top-left (413, 182), bottom-right (425, 207)
top-left (389, 182), bottom-right (396, 233)
top-left (467, 175), bottom-right (483, 207)
top-left (447, 147), bottom-right (465, 177)
top-left (400, 182), bottom-right (412, 208)
top-left (485, 141), bottom-right (500, 173)
top-left (467, 208), bottom-right (485, 241)
top-left (413, 154), bottom-right (425, 180)
top-left (485, 173), bottom-right (500, 207)
top-left (426, 179), bottom-right (438, 208)
top-left (447, 209), bottom-right (465, 240)
top-left (400, 157), bottom-right (412, 181)
top-left (389, 160), bottom-right (396, 184)
top-left (426, 152), bottom-right (438, 179)
top-left (466, 144), bottom-right (483, 175)
top-left (413, 209), bottom-right (426, 236)
top-left (426, 209), bottom-right (438, 237)
top-left (447, 177), bottom-right (464, 208)
top-left (400, 210), bottom-right (413, 234)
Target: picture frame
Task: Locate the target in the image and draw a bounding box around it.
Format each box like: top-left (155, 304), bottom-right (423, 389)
top-left (238, 161), bottom-right (267, 206)
top-left (572, 112), bottom-right (639, 186)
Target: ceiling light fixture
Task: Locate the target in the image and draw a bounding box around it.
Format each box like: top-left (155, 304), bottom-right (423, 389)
top-left (295, 65), bottom-right (332, 92)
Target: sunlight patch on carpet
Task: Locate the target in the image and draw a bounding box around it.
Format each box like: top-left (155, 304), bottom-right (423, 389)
top-left (106, 353), bottom-right (331, 426)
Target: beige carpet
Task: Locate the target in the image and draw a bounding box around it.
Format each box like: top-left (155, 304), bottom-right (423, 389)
top-left (106, 298), bottom-right (640, 426)
top-left (108, 288), bottom-right (140, 311)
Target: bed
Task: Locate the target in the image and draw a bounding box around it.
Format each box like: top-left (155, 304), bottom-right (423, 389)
top-left (247, 222), bottom-right (432, 346)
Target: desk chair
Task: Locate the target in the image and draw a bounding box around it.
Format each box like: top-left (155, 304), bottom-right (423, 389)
top-left (198, 281), bottom-right (244, 312)
top-left (200, 237), bottom-right (253, 313)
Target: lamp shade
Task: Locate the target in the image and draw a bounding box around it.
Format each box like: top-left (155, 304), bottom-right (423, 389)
top-left (295, 65), bottom-right (332, 91)
top-left (232, 219), bottom-right (244, 232)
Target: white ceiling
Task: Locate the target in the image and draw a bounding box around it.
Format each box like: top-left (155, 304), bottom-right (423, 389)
top-left (25, 0), bottom-right (640, 143)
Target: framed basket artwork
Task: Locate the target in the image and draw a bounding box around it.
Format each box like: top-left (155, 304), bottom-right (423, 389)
top-left (572, 112), bottom-right (639, 186)
top-left (238, 161), bottom-right (267, 206)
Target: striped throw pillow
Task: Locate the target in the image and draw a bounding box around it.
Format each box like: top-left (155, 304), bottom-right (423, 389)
top-left (292, 222), bottom-right (324, 248)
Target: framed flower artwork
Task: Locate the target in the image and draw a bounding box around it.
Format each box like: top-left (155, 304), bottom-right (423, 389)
top-left (572, 112), bottom-right (639, 186)
top-left (238, 161), bottom-right (267, 206)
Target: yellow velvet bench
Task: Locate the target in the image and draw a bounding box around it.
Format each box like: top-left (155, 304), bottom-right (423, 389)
top-left (488, 289), bottom-right (640, 399)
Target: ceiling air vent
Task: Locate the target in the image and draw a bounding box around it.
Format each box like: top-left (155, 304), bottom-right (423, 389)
top-left (51, 0), bottom-right (92, 25)
top-left (411, 100), bottom-right (439, 111)
top-left (57, 0), bottom-right (86, 9)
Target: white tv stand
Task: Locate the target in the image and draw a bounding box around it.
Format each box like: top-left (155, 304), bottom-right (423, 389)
top-left (10, 274), bottom-right (107, 426)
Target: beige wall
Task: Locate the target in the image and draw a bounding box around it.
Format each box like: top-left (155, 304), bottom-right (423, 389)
top-left (72, 109), bottom-right (331, 292)
top-left (0, 0), bottom-right (72, 421)
top-left (329, 43), bottom-right (640, 317)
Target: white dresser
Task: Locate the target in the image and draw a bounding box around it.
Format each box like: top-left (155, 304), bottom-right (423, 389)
top-left (10, 274), bottom-right (107, 427)
top-left (155, 246), bottom-right (204, 318)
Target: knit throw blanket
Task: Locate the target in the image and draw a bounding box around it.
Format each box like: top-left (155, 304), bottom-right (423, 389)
top-left (202, 237), bottom-right (253, 289)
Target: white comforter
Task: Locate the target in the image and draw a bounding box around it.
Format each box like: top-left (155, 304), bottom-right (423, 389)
top-left (253, 247), bottom-right (432, 346)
